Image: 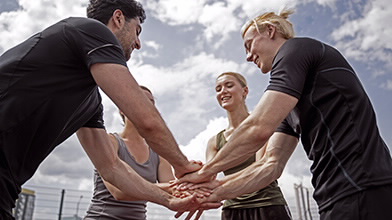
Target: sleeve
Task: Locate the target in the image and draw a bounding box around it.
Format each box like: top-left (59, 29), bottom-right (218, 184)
top-left (276, 118), bottom-right (300, 138)
top-left (64, 18), bottom-right (128, 69)
top-left (83, 104), bottom-right (105, 129)
top-left (267, 38), bottom-right (323, 99)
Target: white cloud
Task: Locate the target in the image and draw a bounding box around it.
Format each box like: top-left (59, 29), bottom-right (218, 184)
top-left (144, 40), bottom-right (161, 51)
top-left (141, 0), bottom-right (298, 48)
top-left (331, 0), bottom-right (392, 70)
top-left (180, 116), bottom-right (228, 162)
top-left (0, 0), bottom-right (86, 52)
top-left (141, 0), bottom-right (206, 25)
top-left (381, 80), bottom-right (392, 90)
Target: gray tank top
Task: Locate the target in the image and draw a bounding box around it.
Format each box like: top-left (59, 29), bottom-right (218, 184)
top-left (85, 133), bottom-right (160, 220)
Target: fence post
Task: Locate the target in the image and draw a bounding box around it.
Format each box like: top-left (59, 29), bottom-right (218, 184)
top-left (58, 189), bottom-right (65, 220)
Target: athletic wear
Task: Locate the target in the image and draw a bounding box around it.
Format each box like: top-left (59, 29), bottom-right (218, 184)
top-left (222, 205), bottom-right (292, 220)
top-left (0, 17), bottom-right (127, 216)
top-left (216, 130), bottom-right (290, 219)
top-left (319, 184), bottom-right (392, 220)
top-left (85, 133), bottom-right (160, 220)
top-left (271, 37), bottom-right (392, 212)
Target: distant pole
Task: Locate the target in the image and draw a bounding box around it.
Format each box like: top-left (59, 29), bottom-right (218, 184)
top-left (58, 189), bottom-right (65, 220)
top-left (306, 188), bottom-right (313, 220)
top-left (75, 195), bottom-right (83, 217)
top-left (294, 184), bottom-right (303, 220)
top-left (300, 185), bottom-right (308, 220)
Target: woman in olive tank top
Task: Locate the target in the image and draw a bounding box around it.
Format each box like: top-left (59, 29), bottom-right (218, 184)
top-left (206, 72), bottom-right (292, 220)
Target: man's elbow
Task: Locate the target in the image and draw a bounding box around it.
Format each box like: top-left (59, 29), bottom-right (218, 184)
top-left (248, 124), bottom-right (275, 144)
top-left (263, 161), bottom-right (285, 182)
top-left (135, 116), bottom-right (164, 136)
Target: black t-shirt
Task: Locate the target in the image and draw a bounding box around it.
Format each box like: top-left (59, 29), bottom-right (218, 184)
top-left (0, 17), bottom-right (127, 214)
top-left (272, 38), bottom-right (392, 211)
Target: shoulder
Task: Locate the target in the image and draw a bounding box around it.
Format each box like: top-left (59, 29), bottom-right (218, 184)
top-left (63, 17), bottom-right (108, 30)
top-left (207, 129), bottom-right (225, 149)
top-left (274, 37), bottom-right (325, 67)
top-left (281, 37), bottom-right (323, 53)
top-left (207, 134), bottom-right (217, 147)
top-left (61, 17), bottom-right (117, 41)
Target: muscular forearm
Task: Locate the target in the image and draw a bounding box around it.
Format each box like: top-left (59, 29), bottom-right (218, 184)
top-left (141, 125), bottom-right (189, 170)
top-left (90, 63), bottom-right (189, 171)
top-left (209, 132), bottom-right (298, 201)
top-left (200, 91), bottom-right (298, 178)
top-left (101, 158), bottom-right (175, 206)
top-left (216, 160), bottom-right (281, 200)
top-left (201, 121), bottom-right (271, 177)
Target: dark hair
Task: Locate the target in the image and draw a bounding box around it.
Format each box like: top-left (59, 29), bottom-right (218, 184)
top-left (87, 0), bottom-right (146, 25)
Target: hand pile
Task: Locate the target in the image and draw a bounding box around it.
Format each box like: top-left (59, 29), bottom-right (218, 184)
top-left (168, 160), bottom-right (223, 220)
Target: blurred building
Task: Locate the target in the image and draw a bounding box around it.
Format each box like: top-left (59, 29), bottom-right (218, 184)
top-left (14, 188), bottom-right (36, 220)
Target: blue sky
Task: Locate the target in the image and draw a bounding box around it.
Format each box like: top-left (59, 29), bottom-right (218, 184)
top-left (0, 0), bottom-right (391, 217)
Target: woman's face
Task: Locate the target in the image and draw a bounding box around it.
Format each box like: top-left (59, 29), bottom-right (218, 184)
top-left (215, 75), bottom-right (247, 110)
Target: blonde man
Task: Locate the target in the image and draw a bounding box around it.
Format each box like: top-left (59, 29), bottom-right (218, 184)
top-left (180, 9), bottom-right (392, 220)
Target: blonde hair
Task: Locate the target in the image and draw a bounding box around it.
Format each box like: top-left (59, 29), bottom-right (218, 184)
top-left (216, 72), bottom-right (247, 88)
top-left (241, 9), bottom-right (295, 39)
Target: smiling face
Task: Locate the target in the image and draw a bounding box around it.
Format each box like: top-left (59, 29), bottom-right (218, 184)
top-left (215, 74), bottom-right (248, 111)
top-left (243, 25), bottom-right (276, 74)
top-left (117, 17), bottom-right (142, 61)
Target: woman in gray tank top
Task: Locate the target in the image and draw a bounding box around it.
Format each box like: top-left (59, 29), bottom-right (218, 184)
top-left (84, 86), bottom-right (177, 220)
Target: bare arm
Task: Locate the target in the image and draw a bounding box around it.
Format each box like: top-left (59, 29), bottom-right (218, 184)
top-left (206, 135), bottom-right (218, 162)
top-left (102, 156), bottom-right (175, 200)
top-left (77, 127), bottom-right (221, 211)
top-left (199, 90), bottom-right (298, 180)
top-left (90, 63), bottom-right (200, 177)
top-left (77, 128), bottom-right (175, 204)
top-left (155, 157), bottom-right (176, 193)
top-left (205, 132), bottom-right (298, 202)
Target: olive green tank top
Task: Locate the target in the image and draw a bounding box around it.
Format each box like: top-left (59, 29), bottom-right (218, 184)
top-left (216, 130), bottom-right (287, 209)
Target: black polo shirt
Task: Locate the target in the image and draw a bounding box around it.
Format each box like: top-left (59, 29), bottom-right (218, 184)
top-left (273, 37), bottom-right (392, 211)
top-left (0, 17), bottom-right (127, 215)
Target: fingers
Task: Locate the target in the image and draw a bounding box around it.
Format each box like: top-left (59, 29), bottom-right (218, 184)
top-left (193, 188), bottom-right (212, 197)
top-left (190, 160), bottom-right (203, 166)
top-left (184, 210), bottom-right (196, 220)
top-left (176, 209), bottom-right (204, 220)
top-left (194, 210), bottom-right (204, 220)
top-left (175, 211), bottom-right (184, 218)
top-left (177, 182), bottom-right (195, 191)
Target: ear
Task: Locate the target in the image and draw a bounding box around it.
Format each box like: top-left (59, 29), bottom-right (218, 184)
top-left (266, 24), bottom-right (277, 39)
top-left (111, 9), bottom-right (126, 29)
top-left (243, 86), bottom-right (249, 99)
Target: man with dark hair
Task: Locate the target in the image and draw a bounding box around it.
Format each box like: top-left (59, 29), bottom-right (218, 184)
top-left (0, 0), bottom-right (218, 219)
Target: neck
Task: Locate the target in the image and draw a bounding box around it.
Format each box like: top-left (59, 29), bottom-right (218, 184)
top-left (120, 121), bottom-right (144, 142)
top-left (226, 105), bottom-right (249, 130)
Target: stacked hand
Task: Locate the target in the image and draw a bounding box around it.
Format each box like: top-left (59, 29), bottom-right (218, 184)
top-left (170, 162), bottom-right (224, 220)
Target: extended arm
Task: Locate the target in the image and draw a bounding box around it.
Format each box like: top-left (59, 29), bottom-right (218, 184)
top-left (155, 157), bottom-right (176, 193)
top-left (77, 128), bottom-right (178, 205)
top-left (178, 90), bottom-right (298, 183)
top-left (101, 156), bottom-right (176, 199)
top-left (77, 127), bottom-right (221, 211)
top-left (200, 90), bottom-right (298, 180)
top-left (205, 132), bottom-right (298, 202)
top-left (90, 63), bottom-right (200, 177)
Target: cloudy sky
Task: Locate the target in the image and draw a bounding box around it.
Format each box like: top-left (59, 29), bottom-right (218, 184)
top-left (1, 0), bottom-right (391, 216)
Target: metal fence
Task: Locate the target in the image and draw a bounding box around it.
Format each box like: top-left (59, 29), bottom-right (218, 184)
top-left (18, 184), bottom-right (319, 220)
